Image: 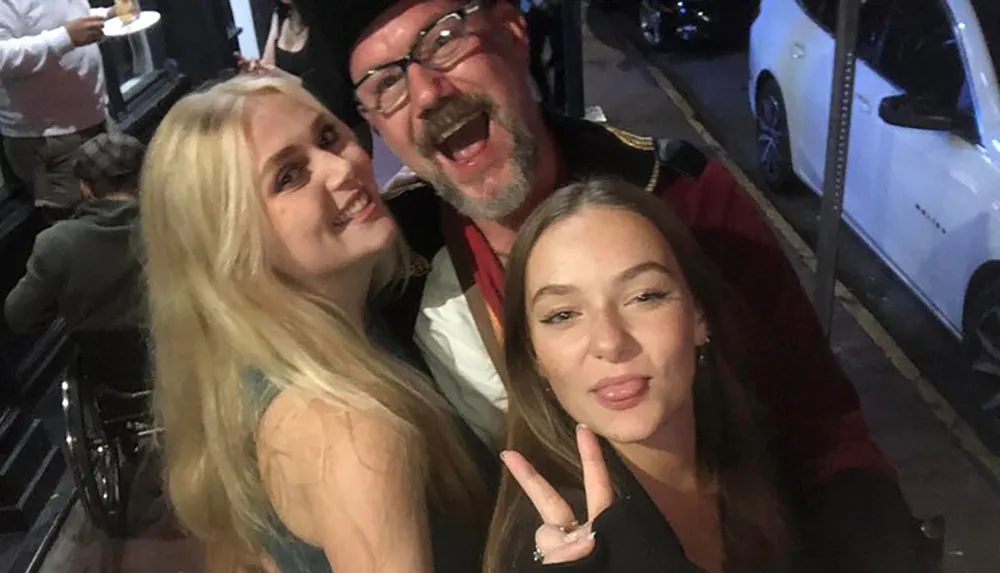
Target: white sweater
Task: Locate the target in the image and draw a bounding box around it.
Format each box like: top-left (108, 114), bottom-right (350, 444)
top-left (0, 0), bottom-right (107, 137)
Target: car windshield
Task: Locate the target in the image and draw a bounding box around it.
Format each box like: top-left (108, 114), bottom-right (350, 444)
top-left (970, 0), bottom-right (999, 81)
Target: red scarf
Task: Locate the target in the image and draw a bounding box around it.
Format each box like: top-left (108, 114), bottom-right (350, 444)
top-left (441, 207), bottom-right (507, 343)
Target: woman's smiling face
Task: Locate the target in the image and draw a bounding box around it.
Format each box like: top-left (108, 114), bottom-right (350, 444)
top-left (246, 93), bottom-right (396, 287)
top-left (524, 205), bottom-right (708, 444)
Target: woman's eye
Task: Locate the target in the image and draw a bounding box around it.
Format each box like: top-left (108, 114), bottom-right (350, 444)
top-left (275, 164), bottom-right (306, 192)
top-left (632, 290), bottom-right (669, 305)
top-left (317, 124), bottom-right (339, 149)
top-left (540, 310), bottom-right (578, 325)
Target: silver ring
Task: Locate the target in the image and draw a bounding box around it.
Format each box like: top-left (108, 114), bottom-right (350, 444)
top-left (532, 546), bottom-right (544, 564)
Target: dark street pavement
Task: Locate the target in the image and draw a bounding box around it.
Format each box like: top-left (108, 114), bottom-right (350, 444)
top-left (27, 3), bottom-right (1000, 572)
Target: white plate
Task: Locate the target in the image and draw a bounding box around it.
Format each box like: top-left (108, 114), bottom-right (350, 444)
top-left (103, 11), bottom-right (161, 37)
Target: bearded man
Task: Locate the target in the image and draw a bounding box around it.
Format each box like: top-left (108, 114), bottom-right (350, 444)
top-left (294, 0), bottom-right (930, 569)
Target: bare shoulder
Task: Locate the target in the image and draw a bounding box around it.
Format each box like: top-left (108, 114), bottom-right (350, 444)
top-left (255, 389), bottom-right (430, 570)
top-left (257, 390), bottom-right (408, 485)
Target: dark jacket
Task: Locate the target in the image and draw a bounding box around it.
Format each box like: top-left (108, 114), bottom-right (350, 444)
top-left (503, 441), bottom-right (931, 573)
top-left (4, 198), bottom-right (144, 333)
top-left (380, 113), bottom-right (922, 568)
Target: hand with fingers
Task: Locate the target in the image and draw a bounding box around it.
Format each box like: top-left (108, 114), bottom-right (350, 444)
top-left (234, 52), bottom-right (276, 76)
top-left (65, 16), bottom-right (106, 47)
top-left (502, 424), bottom-right (614, 567)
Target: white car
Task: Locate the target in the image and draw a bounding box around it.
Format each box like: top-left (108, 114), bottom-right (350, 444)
top-left (749, 0), bottom-right (1000, 373)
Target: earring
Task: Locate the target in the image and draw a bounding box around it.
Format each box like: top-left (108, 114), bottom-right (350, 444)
top-left (543, 378), bottom-right (554, 395)
top-left (697, 335), bottom-right (712, 365)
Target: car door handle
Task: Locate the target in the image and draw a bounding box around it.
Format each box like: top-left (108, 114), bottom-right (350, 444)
top-left (791, 43), bottom-right (806, 59)
top-left (856, 94), bottom-right (871, 114)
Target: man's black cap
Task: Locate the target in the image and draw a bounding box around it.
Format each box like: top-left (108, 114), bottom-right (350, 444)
top-left (293, 0), bottom-right (506, 73)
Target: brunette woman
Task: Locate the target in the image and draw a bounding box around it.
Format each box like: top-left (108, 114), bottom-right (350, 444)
top-left (486, 178), bottom-right (931, 573)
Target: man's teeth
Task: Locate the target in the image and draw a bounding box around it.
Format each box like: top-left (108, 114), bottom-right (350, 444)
top-left (437, 115), bottom-right (478, 143)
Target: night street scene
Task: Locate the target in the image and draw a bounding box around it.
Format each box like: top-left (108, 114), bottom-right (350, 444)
top-left (2, 0), bottom-right (1000, 572)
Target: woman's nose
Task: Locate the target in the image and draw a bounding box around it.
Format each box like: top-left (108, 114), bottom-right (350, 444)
top-left (587, 310), bottom-right (634, 363)
top-left (317, 150), bottom-right (362, 193)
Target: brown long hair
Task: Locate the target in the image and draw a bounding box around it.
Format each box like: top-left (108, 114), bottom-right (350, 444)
top-left (484, 178), bottom-right (791, 573)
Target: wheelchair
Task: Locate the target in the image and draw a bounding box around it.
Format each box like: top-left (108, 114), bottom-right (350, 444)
top-left (60, 328), bottom-right (159, 537)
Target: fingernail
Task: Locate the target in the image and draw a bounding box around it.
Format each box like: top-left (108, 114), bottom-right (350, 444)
top-left (563, 529), bottom-right (585, 543)
top-left (499, 451), bottom-right (509, 461)
top-left (576, 423), bottom-right (588, 430)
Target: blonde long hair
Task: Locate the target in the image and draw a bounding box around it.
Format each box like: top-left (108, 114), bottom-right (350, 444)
top-left (141, 75), bottom-right (487, 569)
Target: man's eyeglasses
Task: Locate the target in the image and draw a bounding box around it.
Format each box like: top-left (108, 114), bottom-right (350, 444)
top-left (353, 0), bottom-right (486, 115)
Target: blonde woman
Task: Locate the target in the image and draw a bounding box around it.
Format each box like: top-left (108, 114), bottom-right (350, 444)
top-left (140, 75), bottom-right (492, 573)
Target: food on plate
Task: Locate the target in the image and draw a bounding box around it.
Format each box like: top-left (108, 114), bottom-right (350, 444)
top-left (114, 0), bottom-right (140, 24)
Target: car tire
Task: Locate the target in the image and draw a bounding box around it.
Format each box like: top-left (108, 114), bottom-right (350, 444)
top-left (963, 276), bottom-right (1000, 418)
top-left (755, 78), bottom-right (795, 192)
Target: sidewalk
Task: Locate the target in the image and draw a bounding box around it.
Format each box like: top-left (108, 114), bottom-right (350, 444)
top-left (577, 4), bottom-right (1000, 572)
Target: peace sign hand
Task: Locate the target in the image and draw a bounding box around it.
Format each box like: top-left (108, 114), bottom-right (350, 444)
top-left (502, 424), bottom-right (615, 566)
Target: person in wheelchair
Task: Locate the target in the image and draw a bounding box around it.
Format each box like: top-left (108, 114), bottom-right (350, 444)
top-left (10, 132), bottom-right (152, 537)
top-left (140, 75), bottom-right (498, 573)
top-left (4, 132), bottom-right (146, 335)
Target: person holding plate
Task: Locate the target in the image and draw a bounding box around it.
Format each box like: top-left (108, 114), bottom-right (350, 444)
top-left (0, 0), bottom-right (112, 221)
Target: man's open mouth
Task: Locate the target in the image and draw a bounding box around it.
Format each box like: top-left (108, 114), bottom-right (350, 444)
top-left (434, 111), bottom-right (491, 163)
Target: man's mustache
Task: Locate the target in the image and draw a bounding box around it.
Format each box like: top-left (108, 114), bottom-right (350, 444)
top-left (417, 95), bottom-right (496, 156)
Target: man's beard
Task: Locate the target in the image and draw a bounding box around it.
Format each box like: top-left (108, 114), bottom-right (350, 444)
top-left (415, 93), bottom-right (538, 221)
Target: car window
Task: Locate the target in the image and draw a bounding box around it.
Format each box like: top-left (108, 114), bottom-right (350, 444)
top-left (799, 0), bottom-right (837, 30)
top-left (969, 0), bottom-right (999, 96)
top-left (877, 0), bottom-right (966, 108)
top-left (856, 0), bottom-right (892, 64)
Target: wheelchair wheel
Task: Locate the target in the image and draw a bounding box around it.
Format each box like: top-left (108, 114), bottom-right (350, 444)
top-left (61, 378), bottom-right (128, 536)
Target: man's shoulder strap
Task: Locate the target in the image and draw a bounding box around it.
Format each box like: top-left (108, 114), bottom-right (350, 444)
top-left (587, 120), bottom-right (710, 184)
top-left (601, 124), bottom-right (657, 152)
top-left (439, 212), bottom-right (510, 384)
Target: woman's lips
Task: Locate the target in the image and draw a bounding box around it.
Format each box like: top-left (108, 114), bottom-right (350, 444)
top-left (591, 375), bottom-right (650, 411)
top-left (333, 191), bottom-right (378, 226)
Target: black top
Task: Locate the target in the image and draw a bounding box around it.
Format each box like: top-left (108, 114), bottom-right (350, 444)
top-left (293, 0), bottom-right (399, 58)
top-left (502, 441), bottom-right (932, 573)
top-left (271, 9), bottom-right (366, 143)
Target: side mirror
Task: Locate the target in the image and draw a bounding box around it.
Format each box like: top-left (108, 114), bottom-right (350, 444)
top-left (878, 94), bottom-right (956, 132)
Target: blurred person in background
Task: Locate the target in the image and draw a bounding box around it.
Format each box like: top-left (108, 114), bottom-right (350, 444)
top-left (521, 0), bottom-right (565, 112)
top-left (0, 0), bottom-right (111, 221)
top-left (4, 133), bottom-right (145, 334)
top-left (234, 0), bottom-right (374, 155)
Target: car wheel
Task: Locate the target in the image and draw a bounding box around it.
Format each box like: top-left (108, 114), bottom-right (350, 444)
top-left (755, 78), bottom-right (794, 192)
top-left (964, 277), bottom-right (1000, 419)
top-left (638, 1), bottom-right (665, 49)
